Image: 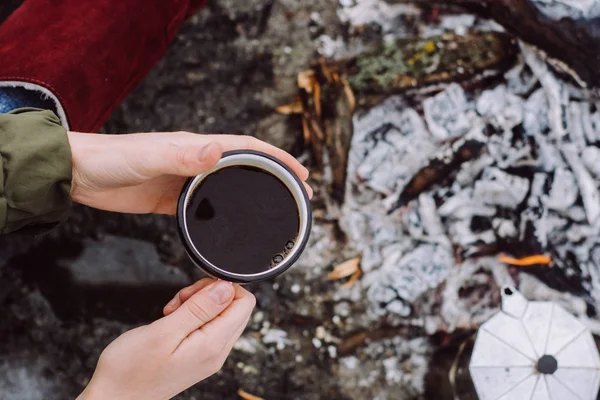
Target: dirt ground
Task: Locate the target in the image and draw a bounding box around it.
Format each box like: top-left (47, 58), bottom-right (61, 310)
top-left (0, 1), bottom-right (385, 399)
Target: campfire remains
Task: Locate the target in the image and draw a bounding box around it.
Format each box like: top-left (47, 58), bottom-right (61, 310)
top-left (286, 0), bottom-right (600, 341)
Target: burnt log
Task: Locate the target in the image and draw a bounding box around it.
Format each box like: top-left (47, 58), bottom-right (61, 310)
top-left (344, 30), bottom-right (517, 94)
top-left (389, 123), bottom-right (495, 212)
top-left (399, 0), bottom-right (600, 87)
top-left (479, 0), bottom-right (600, 87)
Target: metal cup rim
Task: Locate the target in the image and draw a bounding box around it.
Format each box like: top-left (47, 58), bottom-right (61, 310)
top-left (176, 149), bottom-right (312, 283)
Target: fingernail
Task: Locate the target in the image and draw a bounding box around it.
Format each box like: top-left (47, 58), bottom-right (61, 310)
top-left (208, 281), bottom-right (233, 305)
top-left (167, 295), bottom-right (178, 308)
top-left (198, 143), bottom-right (214, 161)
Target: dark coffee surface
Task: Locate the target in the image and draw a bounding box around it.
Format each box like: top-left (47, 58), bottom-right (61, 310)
top-left (185, 166), bottom-right (300, 274)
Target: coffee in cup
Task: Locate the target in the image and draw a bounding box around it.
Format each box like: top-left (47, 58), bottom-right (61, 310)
top-left (177, 150), bottom-right (312, 283)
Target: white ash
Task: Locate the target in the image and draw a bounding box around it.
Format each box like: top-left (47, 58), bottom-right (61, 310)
top-left (543, 167), bottom-right (578, 212)
top-left (294, 222), bottom-right (341, 279)
top-left (582, 145), bottom-right (600, 178)
top-left (521, 43), bottom-right (570, 139)
top-left (337, 0), bottom-right (421, 34)
top-left (242, 365), bottom-right (259, 375)
top-left (261, 329), bottom-right (292, 349)
top-left (291, 284), bottom-right (301, 294)
top-left (328, 346), bottom-right (338, 358)
top-left (423, 83), bottom-right (475, 140)
top-left (0, 361), bottom-right (59, 400)
top-left (382, 358), bottom-right (402, 383)
top-left (440, 14), bottom-right (476, 35)
top-left (438, 188), bottom-right (496, 219)
top-left (317, 34), bottom-right (345, 58)
top-left (504, 61), bottom-right (538, 96)
top-left (351, 100), bottom-right (436, 197)
top-left (366, 242), bottom-right (454, 318)
top-left (233, 335), bottom-right (261, 354)
top-left (253, 311), bottom-right (264, 323)
top-left (473, 167), bottom-right (530, 208)
top-left (523, 88), bottom-right (550, 136)
top-left (562, 143), bottom-right (600, 223)
top-left (337, 337), bottom-right (431, 400)
top-left (476, 84), bottom-right (524, 131)
top-left (340, 40), bottom-right (600, 329)
top-left (419, 10), bottom-right (504, 38)
top-left (518, 273), bottom-right (587, 317)
top-left (533, 0), bottom-right (600, 20)
top-left (340, 355), bottom-right (359, 370)
top-left (440, 258), bottom-right (513, 331)
top-left (312, 337), bottom-right (322, 349)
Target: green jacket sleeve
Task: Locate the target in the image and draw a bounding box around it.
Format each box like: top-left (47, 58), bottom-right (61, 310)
top-left (0, 108), bottom-right (72, 234)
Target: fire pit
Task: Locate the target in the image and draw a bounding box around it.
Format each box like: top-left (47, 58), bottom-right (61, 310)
top-left (334, 37), bottom-right (600, 332)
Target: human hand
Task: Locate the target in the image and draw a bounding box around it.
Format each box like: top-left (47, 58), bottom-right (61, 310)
top-left (78, 279), bottom-right (255, 400)
top-left (67, 131), bottom-right (312, 214)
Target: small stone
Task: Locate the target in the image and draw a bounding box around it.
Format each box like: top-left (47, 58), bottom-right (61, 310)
top-left (315, 326), bottom-right (326, 340)
top-left (328, 346), bottom-right (338, 358)
top-left (291, 284), bottom-right (301, 294)
top-left (341, 356), bottom-right (359, 370)
top-left (332, 315), bottom-right (341, 325)
top-left (383, 358), bottom-right (402, 383)
top-left (233, 335), bottom-right (259, 354)
top-left (253, 311), bottom-right (264, 324)
top-left (334, 302), bottom-right (351, 318)
top-left (312, 338), bottom-right (323, 349)
top-left (259, 321), bottom-right (271, 335)
top-left (295, 355), bottom-right (303, 363)
top-left (262, 328), bottom-right (287, 345)
top-left (423, 83), bottom-right (473, 140)
top-left (236, 362), bottom-right (245, 369)
top-left (242, 365), bottom-right (258, 375)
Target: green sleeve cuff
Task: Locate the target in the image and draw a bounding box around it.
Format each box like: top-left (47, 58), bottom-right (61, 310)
top-left (0, 108), bottom-right (72, 234)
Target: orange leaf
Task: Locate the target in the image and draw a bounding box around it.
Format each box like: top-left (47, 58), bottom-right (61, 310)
top-left (314, 83), bottom-right (322, 118)
top-left (238, 389), bottom-right (265, 400)
top-left (328, 257), bottom-right (361, 280)
top-left (298, 70), bottom-right (316, 92)
top-left (301, 116), bottom-right (311, 142)
top-left (276, 97), bottom-right (303, 115)
top-left (343, 269), bottom-right (362, 288)
top-left (341, 77), bottom-right (356, 112)
top-left (497, 255), bottom-right (552, 266)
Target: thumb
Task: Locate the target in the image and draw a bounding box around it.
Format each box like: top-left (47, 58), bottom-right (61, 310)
top-left (155, 280), bottom-right (235, 346)
top-left (136, 141), bottom-right (223, 178)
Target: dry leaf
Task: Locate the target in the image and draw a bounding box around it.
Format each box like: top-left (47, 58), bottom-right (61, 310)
top-left (497, 254), bottom-right (552, 266)
top-left (301, 116), bottom-right (311, 142)
top-left (314, 82), bottom-right (322, 118)
top-left (298, 70), bottom-right (316, 92)
top-left (328, 257), bottom-right (361, 280)
top-left (341, 77), bottom-right (356, 112)
top-left (319, 58), bottom-right (335, 82)
top-left (308, 116), bottom-right (325, 140)
top-left (276, 97), bottom-right (303, 115)
top-left (238, 388), bottom-right (265, 400)
top-left (343, 269), bottom-right (362, 288)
